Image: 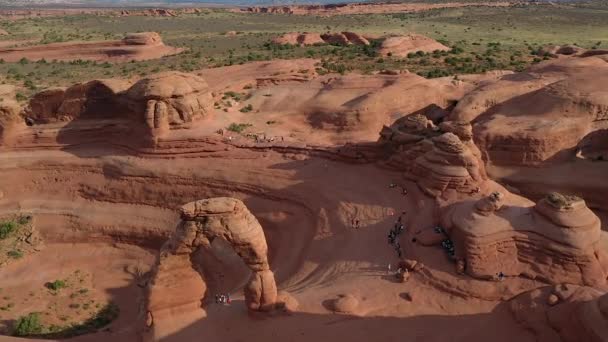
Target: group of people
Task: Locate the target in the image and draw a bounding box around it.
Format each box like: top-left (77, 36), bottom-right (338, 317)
top-left (387, 213), bottom-right (406, 258)
top-left (441, 238), bottom-right (455, 259)
top-left (434, 225), bottom-right (456, 259)
top-left (215, 294), bottom-right (231, 305)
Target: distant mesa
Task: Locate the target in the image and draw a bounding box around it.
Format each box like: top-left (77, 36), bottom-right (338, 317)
top-left (240, 2), bottom-right (515, 16)
top-left (0, 31), bottom-right (182, 63)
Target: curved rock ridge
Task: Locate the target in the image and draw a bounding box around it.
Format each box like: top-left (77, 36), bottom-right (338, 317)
top-left (450, 56), bottom-right (608, 166)
top-left (0, 31), bottom-right (182, 63)
top-left (146, 198), bottom-right (278, 337)
top-left (441, 191), bottom-right (607, 287)
top-left (510, 285), bottom-right (608, 342)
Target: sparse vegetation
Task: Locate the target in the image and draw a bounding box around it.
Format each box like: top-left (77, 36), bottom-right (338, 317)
top-left (0, 4), bottom-right (604, 96)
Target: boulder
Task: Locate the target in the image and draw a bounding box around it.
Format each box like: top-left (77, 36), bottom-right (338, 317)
top-left (332, 294), bottom-right (359, 313)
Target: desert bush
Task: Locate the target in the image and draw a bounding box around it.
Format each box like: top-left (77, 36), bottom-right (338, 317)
top-left (239, 104), bottom-right (253, 113)
top-left (13, 312), bottom-right (43, 337)
top-left (0, 221), bottom-right (17, 239)
top-left (45, 280), bottom-right (67, 291)
top-left (7, 249), bottom-right (23, 259)
top-left (227, 123), bottom-right (252, 133)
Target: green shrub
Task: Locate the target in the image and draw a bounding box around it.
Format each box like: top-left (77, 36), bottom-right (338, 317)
top-left (15, 93), bottom-right (27, 102)
top-left (239, 104), bottom-right (253, 113)
top-left (227, 123), bottom-right (252, 133)
top-left (13, 312), bottom-right (43, 337)
top-left (0, 221), bottom-right (17, 239)
top-left (7, 249), bottom-right (23, 259)
top-left (45, 280), bottom-right (67, 291)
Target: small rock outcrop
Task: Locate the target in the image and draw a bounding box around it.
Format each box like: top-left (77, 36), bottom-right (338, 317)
top-left (272, 31), bottom-right (370, 47)
top-left (379, 34), bottom-right (450, 57)
top-left (122, 32), bottom-right (163, 45)
top-left (147, 197), bottom-right (278, 332)
top-left (0, 84), bottom-right (22, 145)
top-left (441, 192), bottom-right (608, 287)
top-left (271, 32), bottom-right (324, 46)
top-left (331, 294), bottom-right (359, 314)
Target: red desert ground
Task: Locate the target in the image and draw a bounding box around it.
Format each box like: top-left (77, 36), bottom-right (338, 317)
top-left (0, 1), bottom-right (607, 342)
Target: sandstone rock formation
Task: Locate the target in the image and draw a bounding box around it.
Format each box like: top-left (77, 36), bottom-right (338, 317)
top-left (125, 72), bottom-right (213, 138)
top-left (441, 192), bottom-right (608, 287)
top-left (510, 285), bottom-right (608, 342)
top-left (379, 34), bottom-right (450, 57)
top-left (272, 31), bottom-right (370, 46)
top-left (444, 57), bottom-right (608, 212)
top-left (341, 32), bottom-right (370, 46)
top-left (0, 31), bottom-right (182, 63)
top-left (24, 72), bottom-right (213, 142)
top-left (26, 79), bottom-right (132, 123)
top-left (451, 57), bottom-right (608, 166)
top-left (147, 197), bottom-right (278, 331)
top-left (405, 132), bottom-right (487, 197)
top-left (272, 32), bottom-right (324, 46)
